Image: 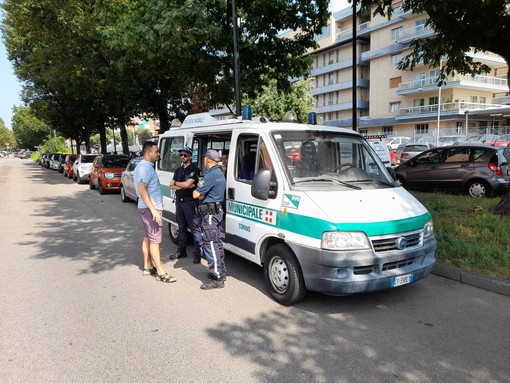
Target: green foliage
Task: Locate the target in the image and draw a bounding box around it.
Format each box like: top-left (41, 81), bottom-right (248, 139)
top-left (358, 0), bottom-right (510, 83)
top-left (40, 136), bottom-right (70, 153)
top-left (245, 78), bottom-right (315, 122)
top-left (137, 130), bottom-right (154, 145)
top-left (413, 192), bottom-right (510, 279)
top-left (0, 117), bottom-right (16, 150)
top-left (11, 106), bottom-right (50, 149)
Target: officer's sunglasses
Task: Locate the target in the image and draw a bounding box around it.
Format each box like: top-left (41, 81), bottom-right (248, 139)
top-left (179, 153), bottom-right (190, 158)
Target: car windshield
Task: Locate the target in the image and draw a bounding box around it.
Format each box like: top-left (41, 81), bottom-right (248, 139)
top-left (272, 130), bottom-right (395, 189)
top-left (103, 157), bottom-right (130, 168)
top-left (404, 145), bottom-right (429, 152)
top-left (81, 155), bottom-right (96, 163)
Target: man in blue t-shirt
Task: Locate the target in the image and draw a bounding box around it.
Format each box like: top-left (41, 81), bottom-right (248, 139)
top-left (134, 141), bottom-right (176, 284)
top-left (193, 149), bottom-right (226, 290)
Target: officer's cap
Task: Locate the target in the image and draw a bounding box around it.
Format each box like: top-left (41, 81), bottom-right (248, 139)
top-left (203, 149), bottom-right (221, 162)
top-left (178, 146), bottom-right (193, 155)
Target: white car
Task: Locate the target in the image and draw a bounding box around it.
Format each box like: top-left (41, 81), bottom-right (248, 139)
top-left (386, 136), bottom-right (411, 150)
top-left (367, 139), bottom-right (391, 167)
top-left (72, 154), bottom-right (98, 184)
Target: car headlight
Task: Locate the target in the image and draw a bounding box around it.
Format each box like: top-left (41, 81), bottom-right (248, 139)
top-left (322, 231), bottom-right (371, 250)
top-left (423, 219), bottom-right (434, 238)
top-left (104, 172), bottom-right (115, 179)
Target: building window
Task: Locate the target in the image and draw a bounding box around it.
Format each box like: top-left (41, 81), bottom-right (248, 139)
top-left (415, 18), bottom-right (427, 32)
top-left (470, 96), bottom-right (478, 103)
top-left (328, 73), bottom-right (334, 85)
top-left (479, 96), bottom-right (486, 104)
top-left (391, 54), bottom-right (403, 65)
top-left (328, 52), bottom-right (335, 65)
top-left (413, 99), bottom-right (425, 107)
top-left (429, 97), bottom-right (438, 105)
top-left (390, 26), bottom-right (403, 40)
top-left (389, 102), bottom-right (401, 113)
top-left (415, 124), bottom-right (429, 134)
top-left (390, 76), bottom-right (402, 88)
top-left (328, 93), bottom-right (334, 105)
top-left (382, 126), bottom-right (394, 134)
top-left (315, 24), bottom-right (331, 40)
top-left (359, 129), bottom-right (368, 135)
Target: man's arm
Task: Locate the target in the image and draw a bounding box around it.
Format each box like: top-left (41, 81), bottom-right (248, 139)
top-left (138, 182), bottom-right (162, 224)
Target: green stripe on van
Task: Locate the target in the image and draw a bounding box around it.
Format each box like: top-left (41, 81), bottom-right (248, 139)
top-left (278, 211), bottom-right (431, 239)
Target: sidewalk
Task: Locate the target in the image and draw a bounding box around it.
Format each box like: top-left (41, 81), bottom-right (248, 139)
top-left (433, 262), bottom-right (510, 297)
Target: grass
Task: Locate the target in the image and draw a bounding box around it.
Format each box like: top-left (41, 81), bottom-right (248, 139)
top-left (412, 192), bottom-right (510, 280)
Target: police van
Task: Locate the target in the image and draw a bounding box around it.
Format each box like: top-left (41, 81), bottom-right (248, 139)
top-left (156, 111), bottom-right (436, 305)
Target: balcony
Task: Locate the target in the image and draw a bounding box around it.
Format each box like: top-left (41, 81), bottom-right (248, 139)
top-left (396, 74), bottom-right (508, 95)
top-left (397, 102), bottom-right (505, 119)
top-left (335, 21), bottom-right (371, 42)
top-left (394, 24), bottom-right (433, 43)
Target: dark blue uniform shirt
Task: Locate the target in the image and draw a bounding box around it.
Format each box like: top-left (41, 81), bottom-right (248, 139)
top-left (196, 165), bottom-right (225, 204)
top-left (173, 163), bottom-right (200, 199)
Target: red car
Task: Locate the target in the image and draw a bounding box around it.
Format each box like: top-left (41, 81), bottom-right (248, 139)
top-left (63, 154), bottom-right (78, 179)
top-left (285, 146), bottom-right (301, 163)
top-left (89, 154), bottom-right (131, 194)
top-left (488, 134), bottom-right (510, 147)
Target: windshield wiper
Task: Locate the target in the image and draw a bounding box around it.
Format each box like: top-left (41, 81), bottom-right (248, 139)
top-left (347, 179), bottom-right (397, 187)
top-left (292, 178), bottom-right (361, 190)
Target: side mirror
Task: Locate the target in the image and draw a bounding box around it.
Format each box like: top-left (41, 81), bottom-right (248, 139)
top-left (251, 169), bottom-right (272, 200)
top-left (386, 166), bottom-right (396, 180)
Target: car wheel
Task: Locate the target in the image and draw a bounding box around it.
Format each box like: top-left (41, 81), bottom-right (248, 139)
top-left (120, 185), bottom-right (130, 202)
top-left (263, 244), bottom-right (306, 305)
top-left (467, 180), bottom-right (491, 198)
top-left (98, 181), bottom-right (106, 195)
top-left (168, 222), bottom-right (179, 244)
top-left (89, 177), bottom-right (95, 189)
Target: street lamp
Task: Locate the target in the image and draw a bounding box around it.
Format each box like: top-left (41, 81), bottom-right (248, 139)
top-left (436, 57), bottom-right (443, 147)
top-left (464, 110), bottom-right (469, 136)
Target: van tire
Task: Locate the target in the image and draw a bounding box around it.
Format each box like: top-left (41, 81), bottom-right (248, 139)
top-left (168, 222), bottom-right (179, 244)
top-left (264, 244), bottom-right (306, 305)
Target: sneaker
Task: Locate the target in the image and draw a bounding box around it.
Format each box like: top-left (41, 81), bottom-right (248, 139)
top-left (200, 279), bottom-right (225, 290)
top-left (169, 251), bottom-right (187, 260)
top-left (193, 256), bottom-right (201, 264)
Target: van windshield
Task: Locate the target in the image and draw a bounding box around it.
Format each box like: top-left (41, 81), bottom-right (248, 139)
top-left (272, 130), bottom-right (396, 188)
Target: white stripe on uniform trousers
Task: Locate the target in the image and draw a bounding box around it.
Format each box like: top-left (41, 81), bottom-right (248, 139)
top-left (208, 214), bottom-right (219, 278)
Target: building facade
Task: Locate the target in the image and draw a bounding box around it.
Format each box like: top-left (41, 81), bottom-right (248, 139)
top-left (310, 4), bottom-right (509, 140)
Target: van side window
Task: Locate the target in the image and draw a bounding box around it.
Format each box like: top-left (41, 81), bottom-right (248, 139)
top-left (445, 148), bottom-right (470, 163)
top-left (236, 134), bottom-right (258, 181)
top-left (159, 136), bottom-right (185, 171)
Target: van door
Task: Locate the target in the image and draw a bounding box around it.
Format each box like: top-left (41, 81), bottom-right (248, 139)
top-left (224, 131), bottom-right (283, 264)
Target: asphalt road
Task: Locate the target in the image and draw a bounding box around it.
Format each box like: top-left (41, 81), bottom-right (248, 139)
top-left (1, 158), bottom-right (509, 383)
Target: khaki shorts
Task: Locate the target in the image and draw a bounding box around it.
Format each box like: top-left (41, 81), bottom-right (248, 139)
top-left (138, 208), bottom-right (163, 244)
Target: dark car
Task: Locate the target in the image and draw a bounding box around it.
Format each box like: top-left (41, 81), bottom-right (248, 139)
top-left (89, 154), bottom-right (131, 194)
top-left (395, 144), bottom-right (509, 198)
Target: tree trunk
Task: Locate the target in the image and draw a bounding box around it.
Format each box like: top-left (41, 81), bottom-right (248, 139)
top-left (99, 125), bottom-right (107, 154)
top-left (158, 104), bottom-right (170, 134)
top-left (117, 114), bottom-right (129, 155)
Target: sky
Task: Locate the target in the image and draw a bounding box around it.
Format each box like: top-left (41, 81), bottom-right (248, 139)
top-left (0, 0), bottom-right (350, 130)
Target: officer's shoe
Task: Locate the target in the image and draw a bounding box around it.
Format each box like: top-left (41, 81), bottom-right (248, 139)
top-left (193, 255), bottom-right (201, 264)
top-left (207, 272), bottom-right (226, 281)
top-left (200, 279), bottom-right (225, 290)
top-left (169, 251), bottom-right (187, 260)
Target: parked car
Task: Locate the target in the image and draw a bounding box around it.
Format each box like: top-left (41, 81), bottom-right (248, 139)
top-left (367, 138), bottom-right (391, 167)
top-left (437, 135), bottom-right (464, 147)
top-left (49, 153), bottom-right (64, 170)
top-left (120, 157), bottom-right (142, 202)
top-left (89, 154), bottom-right (131, 194)
top-left (56, 154), bottom-right (67, 173)
top-left (39, 152), bottom-right (48, 166)
top-left (398, 143), bottom-right (434, 164)
top-left (386, 136), bottom-right (411, 150)
top-left (395, 144), bottom-right (509, 198)
top-left (465, 134), bottom-right (501, 144)
top-left (44, 152), bottom-right (57, 169)
top-left (487, 134), bottom-right (510, 147)
top-left (63, 154), bottom-right (78, 178)
top-left (73, 154), bottom-right (98, 184)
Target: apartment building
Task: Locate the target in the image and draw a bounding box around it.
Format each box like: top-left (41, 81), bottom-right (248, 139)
top-left (311, 4), bottom-right (509, 139)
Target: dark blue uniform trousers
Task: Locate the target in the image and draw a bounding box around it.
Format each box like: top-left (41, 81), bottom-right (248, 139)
top-left (197, 212), bottom-right (225, 279)
top-left (176, 201), bottom-right (202, 258)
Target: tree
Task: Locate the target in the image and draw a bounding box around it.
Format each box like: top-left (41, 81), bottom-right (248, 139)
top-left (11, 106), bottom-right (51, 150)
top-left (0, 117), bottom-right (16, 150)
top-left (245, 78), bottom-right (315, 122)
top-left (356, 0), bottom-right (510, 215)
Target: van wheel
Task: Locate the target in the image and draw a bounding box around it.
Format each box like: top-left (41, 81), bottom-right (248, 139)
top-left (168, 222), bottom-right (179, 244)
top-left (263, 244), bottom-right (306, 305)
top-left (467, 180), bottom-right (491, 198)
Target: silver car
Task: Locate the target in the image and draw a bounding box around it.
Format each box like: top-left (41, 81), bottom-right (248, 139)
top-left (120, 157), bottom-right (142, 202)
top-left (395, 145), bottom-right (509, 198)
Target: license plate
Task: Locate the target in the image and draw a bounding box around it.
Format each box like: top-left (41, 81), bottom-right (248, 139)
top-left (391, 273), bottom-right (414, 288)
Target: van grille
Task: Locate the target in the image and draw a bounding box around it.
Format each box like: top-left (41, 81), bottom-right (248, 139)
top-left (371, 232), bottom-right (422, 253)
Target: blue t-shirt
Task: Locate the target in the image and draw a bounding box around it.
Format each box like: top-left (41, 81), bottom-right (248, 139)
top-left (196, 165), bottom-right (226, 204)
top-left (133, 160), bottom-right (163, 210)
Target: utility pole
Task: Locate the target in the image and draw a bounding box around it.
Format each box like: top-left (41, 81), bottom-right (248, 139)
top-left (232, 0), bottom-right (242, 117)
top-left (352, 0), bottom-right (357, 132)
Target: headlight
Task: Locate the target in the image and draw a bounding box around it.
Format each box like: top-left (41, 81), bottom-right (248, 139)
top-left (423, 219), bottom-right (434, 238)
top-left (104, 172), bottom-right (115, 179)
top-left (321, 232), bottom-right (370, 250)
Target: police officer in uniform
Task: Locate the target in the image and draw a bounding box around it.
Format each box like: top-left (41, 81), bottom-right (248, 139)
top-left (169, 146), bottom-right (202, 263)
top-left (193, 149), bottom-right (226, 289)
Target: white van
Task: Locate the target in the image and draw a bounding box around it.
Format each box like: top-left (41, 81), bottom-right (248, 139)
top-left (157, 112), bottom-right (436, 305)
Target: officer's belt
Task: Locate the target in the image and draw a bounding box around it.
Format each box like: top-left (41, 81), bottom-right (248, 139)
top-left (198, 202), bottom-right (223, 214)
top-left (175, 196), bottom-right (195, 203)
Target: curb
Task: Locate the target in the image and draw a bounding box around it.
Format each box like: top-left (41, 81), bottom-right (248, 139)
top-left (432, 263), bottom-right (510, 297)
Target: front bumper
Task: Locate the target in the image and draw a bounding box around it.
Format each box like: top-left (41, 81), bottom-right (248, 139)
top-left (288, 236), bottom-right (437, 295)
